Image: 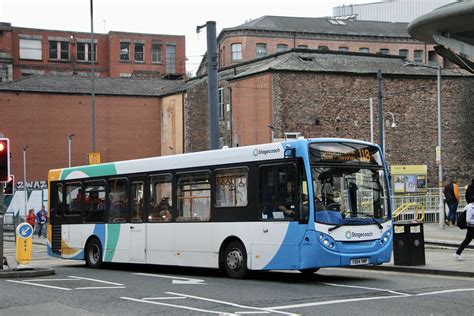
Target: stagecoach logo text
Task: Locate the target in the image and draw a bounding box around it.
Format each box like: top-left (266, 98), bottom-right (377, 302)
top-left (253, 148), bottom-right (281, 157)
top-left (345, 231), bottom-right (373, 239)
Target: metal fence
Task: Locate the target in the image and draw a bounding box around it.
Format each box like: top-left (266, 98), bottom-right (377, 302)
top-left (392, 187), bottom-right (467, 223)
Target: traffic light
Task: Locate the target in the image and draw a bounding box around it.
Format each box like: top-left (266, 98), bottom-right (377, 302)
top-left (3, 175), bottom-right (14, 195)
top-left (0, 138), bottom-right (10, 182)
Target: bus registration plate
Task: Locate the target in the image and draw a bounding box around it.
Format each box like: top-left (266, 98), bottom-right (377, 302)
top-left (351, 258), bottom-right (368, 265)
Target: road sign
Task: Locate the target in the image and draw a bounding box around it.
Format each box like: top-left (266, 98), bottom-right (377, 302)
top-left (16, 222), bottom-right (34, 265)
top-left (88, 152), bottom-right (101, 165)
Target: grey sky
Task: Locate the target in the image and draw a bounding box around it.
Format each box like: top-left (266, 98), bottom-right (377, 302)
top-left (0, 0), bottom-right (373, 74)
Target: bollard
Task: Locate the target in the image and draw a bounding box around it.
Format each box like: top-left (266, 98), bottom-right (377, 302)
top-left (15, 222), bottom-right (34, 268)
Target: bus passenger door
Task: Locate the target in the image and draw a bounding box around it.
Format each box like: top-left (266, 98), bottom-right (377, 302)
top-left (130, 179), bottom-right (146, 262)
top-left (253, 163), bottom-right (301, 270)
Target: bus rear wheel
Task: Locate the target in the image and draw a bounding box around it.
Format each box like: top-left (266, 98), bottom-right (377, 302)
top-left (85, 238), bottom-right (103, 268)
top-left (223, 241), bottom-right (248, 279)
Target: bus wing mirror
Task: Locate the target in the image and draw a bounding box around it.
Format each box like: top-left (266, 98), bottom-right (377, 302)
top-left (284, 148), bottom-right (296, 158)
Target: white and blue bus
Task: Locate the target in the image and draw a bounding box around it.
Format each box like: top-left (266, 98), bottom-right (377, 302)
top-left (47, 138), bottom-right (393, 278)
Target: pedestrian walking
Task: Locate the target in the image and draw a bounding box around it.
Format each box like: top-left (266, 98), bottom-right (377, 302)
top-left (443, 180), bottom-right (460, 225)
top-left (453, 201), bottom-right (474, 261)
top-left (466, 179), bottom-right (474, 204)
top-left (36, 205), bottom-right (48, 238)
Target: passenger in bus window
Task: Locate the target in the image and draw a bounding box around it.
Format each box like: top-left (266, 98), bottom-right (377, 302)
top-left (321, 178), bottom-right (335, 206)
top-left (72, 189), bottom-right (85, 214)
top-left (109, 192), bottom-right (127, 222)
top-left (158, 197), bottom-right (172, 222)
top-left (86, 191), bottom-right (100, 209)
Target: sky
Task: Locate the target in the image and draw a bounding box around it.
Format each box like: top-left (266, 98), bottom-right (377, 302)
top-left (0, 0), bottom-right (373, 74)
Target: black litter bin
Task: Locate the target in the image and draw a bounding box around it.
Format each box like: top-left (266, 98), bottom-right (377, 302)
top-left (393, 221), bottom-right (425, 266)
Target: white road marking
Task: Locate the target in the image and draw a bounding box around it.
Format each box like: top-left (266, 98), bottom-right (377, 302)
top-left (75, 286), bottom-right (126, 290)
top-left (121, 296), bottom-right (234, 315)
top-left (235, 312), bottom-right (270, 315)
top-left (68, 276), bottom-right (124, 286)
top-left (133, 273), bottom-right (206, 285)
top-left (268, 285), bottom-right (474, 311)
top-left (321, 282), bottom-right (410, 296)
top-left (416, 288), bottom-right (474, 296)
top-left (5, 280), bottom-right (72, 291)
top-left (166, 292), bottom-right (295, 315)
top-left (5, 276), bottom-right (125, 291)
top-left (22, 278), bottom-right (81, 282)
top-left (269, 295), bottom-right (404, 310)
top-left (334, 268), bottom-right (474, 282)
top-left (142, 297), bottom-right (186, 300)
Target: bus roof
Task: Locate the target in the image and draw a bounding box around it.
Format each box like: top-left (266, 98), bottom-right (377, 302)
top-left (49, 138), bottom-right (376, 181)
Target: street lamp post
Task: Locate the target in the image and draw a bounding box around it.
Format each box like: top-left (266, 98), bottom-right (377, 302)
top-left (437, 65), bottom-right (444, 229)
top-left (196, 21), bottom-right (219, 150)
top-left (370, 97), bottom-right (374, 143)
top-left (382, 112), bottom-right (396, 154)
top-left (90, 0), bottom-right (96, 153)
top-left (68, 134), bottom-right (75, 168)
top-left (23, 145), bottom-right (29, 216)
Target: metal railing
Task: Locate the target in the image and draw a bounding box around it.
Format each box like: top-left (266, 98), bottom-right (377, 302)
top-left (391, 187), bottom-right (467, 223)
top-left (393, 202), bottom-right (425, 222)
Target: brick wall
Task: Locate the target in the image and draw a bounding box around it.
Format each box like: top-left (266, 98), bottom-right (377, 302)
top-left (11, 28), bottom-right (110, 79)
top-left (184, 79), bottom-right (209, 152)
top-left (230, 74), bottom-right (273, 146)
top-left (219, 32), bottom-right (440, 68)
top-left (0, 91), bottom-right (162, 180)
top-left (271, 72), bottom-right (474, 186)
top-left (3, 26), bottom-right (186, 80)
top-left (107, 32), bottom-right (186, 78)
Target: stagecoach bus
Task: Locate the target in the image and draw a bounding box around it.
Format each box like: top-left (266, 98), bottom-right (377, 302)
top-left (47, 138), bottom-right (393, 278)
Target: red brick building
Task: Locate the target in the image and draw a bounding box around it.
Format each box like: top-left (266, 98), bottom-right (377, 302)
top-left (0, 22), bottom-right (186, 82)
top-left (197, 15), bottom-right (444, 75)
top-left (0, 76), bottom-right (185, 181)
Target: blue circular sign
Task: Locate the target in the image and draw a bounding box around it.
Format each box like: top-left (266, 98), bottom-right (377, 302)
top-left (16, 223), bottom-right (34, 239)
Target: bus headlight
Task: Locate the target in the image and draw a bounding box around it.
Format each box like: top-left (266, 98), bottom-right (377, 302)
top-left (380, 229), bottom-right (392, 245)
top-left (317, 232), bottom-right (338, 251)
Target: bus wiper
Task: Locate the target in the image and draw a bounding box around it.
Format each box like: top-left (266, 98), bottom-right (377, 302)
top-left (358, 213), bottom-right (383, 229)
top-left (328, 224), bottom-right (344, 232)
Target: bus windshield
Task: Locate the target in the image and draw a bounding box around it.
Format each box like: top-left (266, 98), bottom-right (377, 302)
top-left (309, 142), bottom-right (389, 225)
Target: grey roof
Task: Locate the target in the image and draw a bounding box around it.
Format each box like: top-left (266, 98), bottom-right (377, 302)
top-left (0, 76), bottom-right (186, 96)
top-left (220, 49), bottom-right (467, 79)
top-left (222, 15), bottom-right (413, 39)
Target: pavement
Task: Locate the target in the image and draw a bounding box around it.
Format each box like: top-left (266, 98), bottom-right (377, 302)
top-left (1, 234), bottom-right (55, 278)
top-left (1, 223), bottom-right (474, 278)
top-left (357, 222), bottom-right (474, 277)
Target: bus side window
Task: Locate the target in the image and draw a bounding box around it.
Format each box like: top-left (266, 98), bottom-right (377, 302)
top-left (84, 180), bottom-right (106, 223)
top-left (108, 178), bottom-right (129, 223)
top-left (54, 183), bottom-right (64, 217)
top-left (176, 171), bottom-right (211, 222)
top-left (148, 174), bottom-right (173, 222)
top-left (65, 182), bottom-right (82, 216)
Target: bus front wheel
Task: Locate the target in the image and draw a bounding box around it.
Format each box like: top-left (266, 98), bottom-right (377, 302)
top-left (223, 241), bottom-right (248, 279)
top-left (299, 268), bottom-right (320, 275)
top-left (85, 238), bottom-right (103, 268)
